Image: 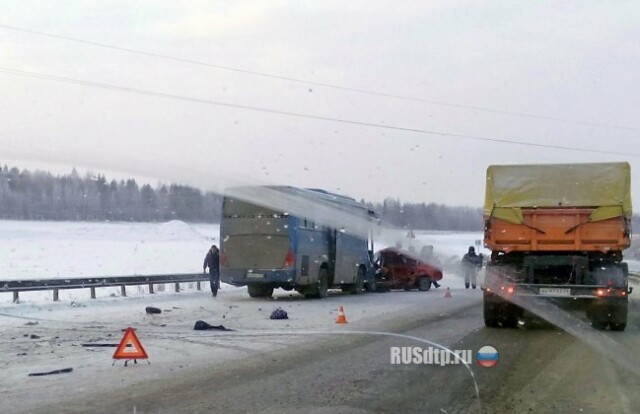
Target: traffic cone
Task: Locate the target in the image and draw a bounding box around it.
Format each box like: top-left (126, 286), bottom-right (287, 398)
top-left (335, 306), bottom-right (348, 324)
top-left (444, 287), bottom-right (452, 298)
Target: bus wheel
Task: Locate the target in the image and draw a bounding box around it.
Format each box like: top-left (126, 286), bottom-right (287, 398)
top-left (417, 277), bottom-right (432, 291)
top-left (248, 284), bottom-right (273, 298)
top-left (317, 268), bottom-right (329, 298)
top-left (366, 277), bottom-right (377, 293)
top-left (350, 268), bottom-right (364, 294)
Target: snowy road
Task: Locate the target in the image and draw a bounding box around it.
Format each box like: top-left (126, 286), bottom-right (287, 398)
top-left (4, 284), bottom-right (640, 414)
top-left (0, 285), bottom-right (482, 413)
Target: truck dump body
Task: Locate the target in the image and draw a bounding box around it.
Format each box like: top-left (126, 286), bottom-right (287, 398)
top-left (484, 162), bottom-right (631, 253)
top-left (486, 208), bottom-right (629, 253)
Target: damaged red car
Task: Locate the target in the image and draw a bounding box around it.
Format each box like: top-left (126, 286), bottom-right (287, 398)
top-left (375, 247), bottom-right (444, 291)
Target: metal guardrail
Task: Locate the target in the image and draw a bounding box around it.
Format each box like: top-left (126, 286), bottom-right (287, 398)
top-left (0, 273), bottom-right (210, 303)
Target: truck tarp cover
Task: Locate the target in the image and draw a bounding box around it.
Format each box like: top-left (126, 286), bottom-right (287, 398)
top-left (484, 162), bottom-right (632, 224)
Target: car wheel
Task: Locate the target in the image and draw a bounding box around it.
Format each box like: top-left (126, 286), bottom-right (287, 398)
top-left (417, 277), bottom-right (432, 291)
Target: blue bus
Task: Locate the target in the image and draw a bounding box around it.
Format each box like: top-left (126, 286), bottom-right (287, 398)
top-left (220, 186), bottom-right (377, 298)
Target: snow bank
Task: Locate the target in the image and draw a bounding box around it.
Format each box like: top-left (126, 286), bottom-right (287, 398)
top-left (0, 220), bottom-right (220, 303)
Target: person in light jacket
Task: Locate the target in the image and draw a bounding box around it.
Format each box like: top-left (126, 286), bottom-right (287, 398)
top-left (461, 246), bottom-right (483, 289)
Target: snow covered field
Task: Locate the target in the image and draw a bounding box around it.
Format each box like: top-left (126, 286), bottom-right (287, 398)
top-left (0, 220), bottom-right (220, 279)
top-left (0, 220), bottom-right (222, 303)
top-left (0, 220), bottom-right (485, 304)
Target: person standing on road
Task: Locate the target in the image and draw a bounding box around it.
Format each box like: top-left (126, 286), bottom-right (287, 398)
top-left (203, 245), bottom-right (220, 297)
top-left (462, 246), bottom-right (483, 289)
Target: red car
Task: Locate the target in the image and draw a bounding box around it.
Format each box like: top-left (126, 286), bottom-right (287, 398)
top-left (375, 247), bottom-right (443, 291)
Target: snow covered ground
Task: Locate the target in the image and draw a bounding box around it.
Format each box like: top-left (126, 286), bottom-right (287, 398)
top-left (0, 220), bottom-right (222, 303)
top-left (0, 220), bottom-right (482, 413)
top-left (0, 220), bottom-right (637, 413)
top-left (0, 219), bottom-right (219, 279)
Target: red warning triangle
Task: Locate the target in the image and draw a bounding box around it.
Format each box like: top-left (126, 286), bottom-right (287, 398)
top-left (113, 327), bottom-right (148, 360)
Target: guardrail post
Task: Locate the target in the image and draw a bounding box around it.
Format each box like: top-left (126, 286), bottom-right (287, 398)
top-left (90, 287), bottom-right (96, 299)
top-left (196, 281), bottom-right (201, 291)
top-left (53, 289), bottom-right (59, 302)
top-left (149, 283), bottom-right (155, 294)
top-left (174, 282), bottom-right (180, 293)
top-left (13, 291), bottom-right (19, 303)
top-left (120, 285), bottom-right (126, 297)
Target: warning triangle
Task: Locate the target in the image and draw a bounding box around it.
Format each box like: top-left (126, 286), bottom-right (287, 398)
top-left (113, 327), bottom-right (148, 360)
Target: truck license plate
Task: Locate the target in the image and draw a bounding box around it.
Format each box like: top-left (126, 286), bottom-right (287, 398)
top-left (246, 272), bottom-right (264, 279)
top-left (539, 288), bottom-right (571, 296)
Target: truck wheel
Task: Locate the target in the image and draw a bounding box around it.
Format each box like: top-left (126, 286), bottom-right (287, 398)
top-left (502, 304), bottom-right (519, 328)
top-left (350, 268), bottom-right (364, 294)
top-left (609, 300), bottom-right (628, 331)
top-left (610, 323), bottom-right (626, 331)
top-left (483, 295), bottom-right (500, 328)
top-left (417, 277), bottom-right (432, 291)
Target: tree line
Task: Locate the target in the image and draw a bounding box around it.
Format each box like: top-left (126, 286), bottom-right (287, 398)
top-left (0, 165), bottom-right (222, 222)
top-left (369, 198), bottom-right (484, 231)
top-left (1, 165), bottom-right (638, 233)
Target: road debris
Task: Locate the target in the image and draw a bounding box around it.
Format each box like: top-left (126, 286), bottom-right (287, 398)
top-left (193, 320), bottom-right (234, 331)
top-left (28, 367), bottom-right (73, 377)
top-left (270, 308), bottom-right (288, 320)
top-left (145, 306), bottom-right (162, 314)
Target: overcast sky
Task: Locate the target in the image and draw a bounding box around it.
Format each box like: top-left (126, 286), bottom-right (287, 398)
top-left (1, 1), bottom-right (639, 208)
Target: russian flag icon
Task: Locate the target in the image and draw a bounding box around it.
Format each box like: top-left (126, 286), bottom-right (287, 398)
top-left (477, 345), bottom-right (499, 368)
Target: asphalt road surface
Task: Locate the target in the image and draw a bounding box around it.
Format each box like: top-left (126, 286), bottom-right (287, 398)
top-left (28, 293), bottom-right (640, 414)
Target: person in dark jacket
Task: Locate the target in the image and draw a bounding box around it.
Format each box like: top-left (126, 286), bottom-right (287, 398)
top-left (461, 246), bottom-right (483, 289)
top-left (203, 245), bottom-right (220, 297)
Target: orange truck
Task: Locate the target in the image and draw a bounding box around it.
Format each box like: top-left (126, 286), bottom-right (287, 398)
top-left (482, 162), bottom-right (632, 331)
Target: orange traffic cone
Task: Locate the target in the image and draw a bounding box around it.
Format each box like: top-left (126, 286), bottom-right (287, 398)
top-left (335, 306), bottom-right (348, 324)
top-left (444, 287), bottom-right (452, 298)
